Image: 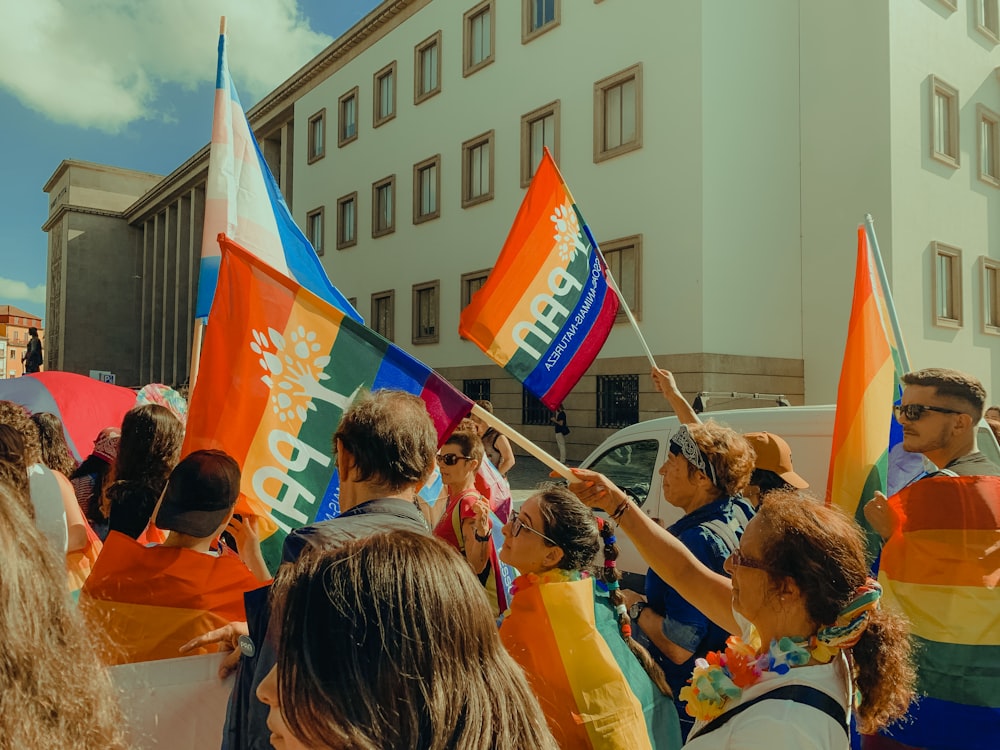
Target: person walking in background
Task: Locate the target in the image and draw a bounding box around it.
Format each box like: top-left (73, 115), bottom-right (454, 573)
top-left (551, 403), bottom-right (569, 464)
top-left (22, 326), bottom-right (43, 373)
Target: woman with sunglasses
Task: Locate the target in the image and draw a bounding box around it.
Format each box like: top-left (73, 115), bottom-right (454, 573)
top-left (617, 422), bottom-right (756, 740)
top-left (432, 428), bottom-right (506, 617)
top-left (498, 486), bottom-right (682, 749)
top-left (568, 472), bottom-right (916, 748)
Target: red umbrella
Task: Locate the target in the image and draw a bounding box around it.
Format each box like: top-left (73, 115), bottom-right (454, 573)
top-left (0, 372), bottom-right (137, 461)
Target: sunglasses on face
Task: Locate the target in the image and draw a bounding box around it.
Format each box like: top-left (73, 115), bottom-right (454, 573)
top-left (893, 404), bottom-right (964, 422)
top-left (510, 509), bottom-right (559, 546)
top-left (436, 453), bottom-right (471, 466)
top-left (729, 546), bottom-right (769, 571)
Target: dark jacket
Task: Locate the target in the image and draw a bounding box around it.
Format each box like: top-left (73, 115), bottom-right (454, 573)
top-left (222, 498), bottom-right (430, 750)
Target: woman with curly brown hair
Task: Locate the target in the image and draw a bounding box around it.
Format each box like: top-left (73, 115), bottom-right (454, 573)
top-left (0, 476), bottom-right (126, 748)
top-left (570, 475), bottom-right (915, 749)
top-left (257, 530), bottom-right (558, 750)
top-left (31, 411), bottom-right (78, 478)
top-left (101, 404), bottom-right (184, 541)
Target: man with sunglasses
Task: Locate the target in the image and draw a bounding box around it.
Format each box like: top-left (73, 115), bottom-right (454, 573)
top-left (620, 420), bottom-right (755, 740)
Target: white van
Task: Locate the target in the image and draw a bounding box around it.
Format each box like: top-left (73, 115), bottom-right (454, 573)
top-left (579, 405), bottom-right (1000, 586)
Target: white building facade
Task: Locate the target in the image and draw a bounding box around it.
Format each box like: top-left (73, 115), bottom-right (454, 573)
top-left (45, 0), bottom-right (1000, 459)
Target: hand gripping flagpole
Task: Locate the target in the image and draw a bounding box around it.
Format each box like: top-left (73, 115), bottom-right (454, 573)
top-left (471, 404), bottom-right (575, 482)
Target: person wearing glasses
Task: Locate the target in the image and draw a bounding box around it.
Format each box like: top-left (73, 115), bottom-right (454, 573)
top-left (617, 421), bottom-right (756, 740)
top-left (567, 477), bottom-right (915, 749)
top-left (432, 428), bottom-right (505, 618)
top-left (498, 486), bottom-right (681, 749)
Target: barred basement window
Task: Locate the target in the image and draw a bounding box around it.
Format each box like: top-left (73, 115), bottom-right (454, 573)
top-left (597, 374), bottom-right (639, 428)
top-left (463, 378), bottom-right (491, 402)
top-left (522, 388), bottom-right (550, 426)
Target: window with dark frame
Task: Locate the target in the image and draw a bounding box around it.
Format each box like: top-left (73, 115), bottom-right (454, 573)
top-left (372, 290), bottom-right (395, 341)
top-left (521, 101), bottom-right (559, 186)
top-left (596, 374), bottom-right (639, 428)
top-left (372, 175), bottom-right (396, 238)
top-left (336, 193), bottom-right (357, 250)
top-left (412, 281), bottom-right (440, 344)
top-left (522, 388), bottom-right (550, 426)
top-left (463, 379), bottom-right (491, 402)
top-left (339, 87), bottom-right (359, 147)
top-left (932, 242), bottom-right (963, 328)
top-left (601, 235), bottom-right (641, 321)
top-left (523, 0), bottom-right (560, 42)
top-left (307, 109), bottom-right (325, 163)
top-left (461, 269), bottom-right (491, 309)
top-left (463, 1), bottom-right (495, 77)
top-left (594, 64), bottom-right (642, 163)
top-left (413, 155), bottom-right (441, 224)
top-left (306, 207), bottom-right (325, 256)
top-left (373, 61), bottom-right (397, 127)
top-left (414, 31), bottom-right (441, 104)
top-left (930, 76), bottom-right (959, 168)
top-left (982, 257), bottom-right (1000, 334)
top-left (462, 131), bottom-right (494, 207)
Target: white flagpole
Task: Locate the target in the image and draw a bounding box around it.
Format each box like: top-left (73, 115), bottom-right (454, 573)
top-left (472, 404), bottom-right (574, 482)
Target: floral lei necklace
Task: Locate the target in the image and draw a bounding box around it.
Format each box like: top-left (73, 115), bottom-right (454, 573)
top-left (678, 633), bottom-right (837, 722)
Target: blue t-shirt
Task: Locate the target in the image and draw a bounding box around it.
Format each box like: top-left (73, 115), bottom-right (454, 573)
top-left (639, 495), bottom-right (754, 736)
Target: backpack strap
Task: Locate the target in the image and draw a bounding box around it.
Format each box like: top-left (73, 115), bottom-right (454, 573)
top-left (687, 685), bottom-right (848, 741)
top-left (702, 518), bottom-right (740, 554)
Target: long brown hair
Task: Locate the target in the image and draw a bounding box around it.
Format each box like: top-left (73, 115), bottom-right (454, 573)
top-left (0, 477), bottom-right (126, 748)
top-left (31, 411), bottom-right (78, 477)
top-left (270, 531), bottom-right (558, 749)
top-left (757, 492), bottom-right (915, 733)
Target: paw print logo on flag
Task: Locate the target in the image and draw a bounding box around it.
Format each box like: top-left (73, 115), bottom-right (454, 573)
top-left (550, 202), bottom-right (588, 264)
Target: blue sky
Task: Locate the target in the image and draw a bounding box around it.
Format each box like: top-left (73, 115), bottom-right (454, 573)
top-left (0, 0), bottom-right (381, 321)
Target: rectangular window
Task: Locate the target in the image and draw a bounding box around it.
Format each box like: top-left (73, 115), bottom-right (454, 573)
top-left (932, 242), bottom-right (963, 328)
top-left (596, 374), bottom-right (639, 428)
top-left (463, 1), bottom-right (495, 77)
top-left (978, 0), bottom-right (1000, 42)
top-left (347, 297), bottom-right (358, 310)
top-left (373, 61), bottom-right (397, 128)
top-left (521, 101), bottom-right (560, 186)
top-left (413, 155), bottom-right (441, 224)
top-left (522, 388), bottom-right (550, 426)
top-left (306, 207), bottom-right (325, 256)
top-left (336, 192), bottom-right (357, 250)
top-left (523, 0), bottom-right (560, 43)
top-left (602, 235), bottom-right (642, 321)
top-left (462, 130), bottom-right (495, 207)
top-left (371, 290), bottom-right (395, 341)
top-left (414, 31), bottom-right (441, 104)
top-left (338, 87), bottom-right (359, 147)
top-left (372, 175), bottom-right (396, 238)
top-left (463, 379), bottom-right (491, 402)
top-left (978, 106), bottom-right (1000, 187)
top-left (461, 269), bottom-right (491, 309)
top-left (594, 63), bottom-right (643, 163)
top-left (930, 76), bottom-right (959, 168)
top-left (412, 281), bottom-right (440, 344)
top-left (982, 257), bottom-right (1000, 334)
top-left (307, 109), bottom-right (325, 163)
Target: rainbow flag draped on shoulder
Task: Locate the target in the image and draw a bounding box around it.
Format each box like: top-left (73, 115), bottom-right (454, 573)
top-left (80, 532), bottom-right (260, 665)
top-left (184, 235), bottom-right (473, 567)
top-left (826, 223), bottom-right (919, 556)
top-left (459, 149), bottom-right (619, 409)
top-left (500, 572), bottom-right (681, 749)
top-left (876, 475), bottom-right (1000, 747)
top-left (196, 21), bottom-right (359, 322)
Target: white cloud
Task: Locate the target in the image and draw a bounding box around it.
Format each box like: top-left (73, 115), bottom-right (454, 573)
top-left (0, 277), bottom-right (46, 305)
top-left (0, 0), bottom-right (333, 132)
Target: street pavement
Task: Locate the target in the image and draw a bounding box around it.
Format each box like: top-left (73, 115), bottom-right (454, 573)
top-left (507, 453), bottom-right (568, 502)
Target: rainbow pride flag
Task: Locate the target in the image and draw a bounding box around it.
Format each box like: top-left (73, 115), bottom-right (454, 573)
top-left (79, 532), bottom-right (261, 665)
top-left (196, 22), bottom-right (359, 322)
top-left (876, 475), bottom-right (1000, 747)
top-left (500, 572), bottom-right (681, 749)
top-left (459, 149), bottom-right (619, 409)
top-left (184, 235), bottom-right (473, 567)
top-left (826, 223), bottom-right (916, 555)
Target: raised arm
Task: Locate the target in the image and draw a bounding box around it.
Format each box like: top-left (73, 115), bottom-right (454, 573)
top-left (651, 368), bottom-right (701, 426)
top-left (569, 467), bottom-right (738, 635)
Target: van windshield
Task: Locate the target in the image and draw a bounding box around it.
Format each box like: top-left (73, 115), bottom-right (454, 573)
top-left (585, 439), bottom-right (659, 507)
top-left (978, 424), bottom-right (1000, 467)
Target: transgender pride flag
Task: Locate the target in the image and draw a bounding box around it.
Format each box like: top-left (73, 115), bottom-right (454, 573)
top-left (196, 20), bottom-right (360, 322)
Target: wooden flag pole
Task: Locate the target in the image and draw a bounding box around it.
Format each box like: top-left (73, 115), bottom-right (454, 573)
top-left (187, 318), bottom-right (206, 392)
top-left (471, 404), bottom-right (574, 482)
top-left (580, 223), bottom-right (658, 371)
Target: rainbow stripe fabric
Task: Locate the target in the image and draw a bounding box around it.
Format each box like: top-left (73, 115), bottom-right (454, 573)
top-left (500, 572), bottom-right (681, 749)
top-left (826, 225), bottom-right (914, 555)
top-left (79, 532), bottom-right (261, 665)
top-left (877, 475), bottom-right (1000, 747)
top-left (459, 150), bottom-right (620, 409)
top-left (184, 235), bottom-right (473, 567)
top-left (196, 26), bottom-right (359, 322)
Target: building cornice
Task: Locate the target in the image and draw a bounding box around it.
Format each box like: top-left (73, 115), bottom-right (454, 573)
top-left (41, 203), bottom-right (126, 232)
top-left (123, 146), bottom-right (210, 223)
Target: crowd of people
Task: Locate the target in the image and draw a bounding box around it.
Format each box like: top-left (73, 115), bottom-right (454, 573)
top-left (0, 365), bottom-right (997, 748)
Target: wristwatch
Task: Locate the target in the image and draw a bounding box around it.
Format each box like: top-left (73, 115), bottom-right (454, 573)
top-left (628, 601), bottom-right (647, 621)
